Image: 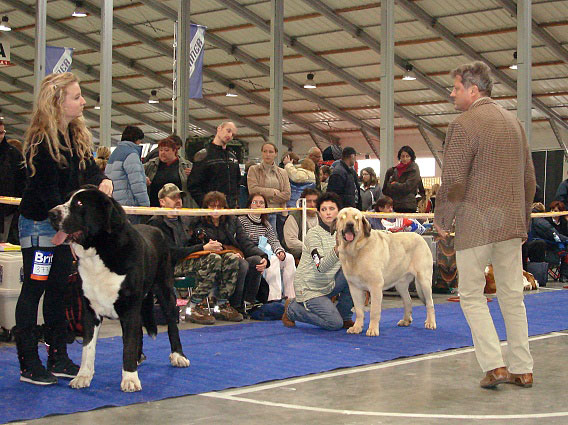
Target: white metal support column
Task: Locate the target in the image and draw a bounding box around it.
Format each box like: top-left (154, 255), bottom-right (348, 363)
top-left (177, 0), bottom-right (191, 150)
top-left (34, 0), bottom-right (47, 99)
top-left (380, 0), bottom-right (395, 183)
top-left (100, 0), bottom-right (113, 146)
top-left (270, 0), bottom-right (284, 154)
top-left (517, 0), bottom-right (532, 146)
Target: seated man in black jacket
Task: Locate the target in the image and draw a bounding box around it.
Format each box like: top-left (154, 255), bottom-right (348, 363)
top-left (147, 184), bottom-right (242, 325)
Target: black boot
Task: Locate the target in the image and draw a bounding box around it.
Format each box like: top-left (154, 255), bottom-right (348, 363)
top-left (45, 325), bottom-right (80, 379)
top-left (13, 326), bottom-right (57, 385)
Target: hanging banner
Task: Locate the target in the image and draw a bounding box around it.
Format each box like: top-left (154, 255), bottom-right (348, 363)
top-left (0, 34), bottom-right (10, 66)
top-left (188, 24), bottom-right (206, 99)
top-left (45, 46), bottom-right (74, 75)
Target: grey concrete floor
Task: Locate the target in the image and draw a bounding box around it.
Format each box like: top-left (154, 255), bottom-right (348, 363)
top-left (7, 283), bottom-right (568, 425)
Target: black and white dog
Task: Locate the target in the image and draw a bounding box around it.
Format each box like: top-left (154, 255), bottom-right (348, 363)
top-left (49, 188), bottom-right (189, 392)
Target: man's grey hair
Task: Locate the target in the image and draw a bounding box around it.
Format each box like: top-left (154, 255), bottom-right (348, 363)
top-left (450, 61), bottom-right (493, 96)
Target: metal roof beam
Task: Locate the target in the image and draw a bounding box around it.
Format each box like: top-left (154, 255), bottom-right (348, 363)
top-left (496, 0), bottom-right (568, 64)
top-left (303, 0), bottom-right (450, 100)
top-left (7, 49), bottom-right (170, 136)
top-left (138, 0), bottom-right (381, 141)
top-left (5, 11), bottom-right (217, 137)
top-left (216, 0), bottom-right (446, 144)
top-left (0, 68), bottom-right (118, 136)
top-left (398, 0), bottom-right (568, 134)
top-left (81, 0), bottom-right (294, 143)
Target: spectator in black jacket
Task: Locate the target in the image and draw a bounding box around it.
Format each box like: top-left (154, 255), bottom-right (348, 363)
top-left (187, 122), bottom-right (241, 208)
top-left (16, 72), bottom-right (112, 386)
top-left (326, 146), bottom-right (361, 209)
top-left (191, 191), bottom-right (270, 315)
top-left (0, 121), bottom-right (26, 244)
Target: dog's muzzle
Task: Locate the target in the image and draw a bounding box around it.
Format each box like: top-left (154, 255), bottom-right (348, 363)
top-left (342, 222), bottom-right (356, 242)
top-left (48, 206), bottom-right (64, 230)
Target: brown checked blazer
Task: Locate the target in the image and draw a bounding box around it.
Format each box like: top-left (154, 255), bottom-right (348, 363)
top-left (434, 97), bottom-right (536, 251)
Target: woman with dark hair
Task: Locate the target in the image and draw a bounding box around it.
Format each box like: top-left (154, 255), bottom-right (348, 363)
top-left (547, 201), bottom-right (568, 237)
top-left (144, 135), bottom-right (193, 207)
top-left (239, 193), bottom-right (296, 300)
top-left (281, 192), bottom-right (354, 331)
top-left (359, 167), bottom-right (381, 211)
top-left (192, 191), bottom-right (270, 315)
top-left (382, 145), bottom-right (423, 213)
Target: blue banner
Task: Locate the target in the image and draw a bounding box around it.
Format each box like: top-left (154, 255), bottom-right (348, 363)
top-left (45, 46), bottom-right (73, 75)
top-left (188, 24), bottom-right (205, 99)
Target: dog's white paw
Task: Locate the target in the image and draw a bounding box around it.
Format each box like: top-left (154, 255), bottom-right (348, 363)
top-left (69, 374), bottom-right (93, 389)
top-left (121, 370), bottom-right (142, 392)
top-left (170, 352), bottom-right (190, 368)
top-left (366, 327), bottom-right (380, 337)
top-left (397, 318), bottom-right (412, 327)
top-left (424, 320), bottom-right (437, 330)
top-left (346, 324), bottom-right (363, 334)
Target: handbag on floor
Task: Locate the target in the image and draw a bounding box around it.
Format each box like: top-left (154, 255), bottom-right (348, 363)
top-left (525, 261), bottom-right (548, 287)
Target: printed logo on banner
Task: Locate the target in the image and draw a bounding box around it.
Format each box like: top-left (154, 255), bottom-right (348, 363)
top-left (31, 250), bottom-right (53, 281)
top-left (0, 34), bottom-right (10, 66)
top-left (46, 46), bottom-right (74, 75)
top-left (188, 24), bottom-right (206, 99)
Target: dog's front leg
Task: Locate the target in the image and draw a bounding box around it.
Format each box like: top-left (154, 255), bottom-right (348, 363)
top-left (120, 310), bottom-right (143, 392)
top-left (70, 311), bottom-right (101, 389)
top-left (367, 283), bottom-right (384, 336)
top-left (346, 285), bottom-right (365, 334)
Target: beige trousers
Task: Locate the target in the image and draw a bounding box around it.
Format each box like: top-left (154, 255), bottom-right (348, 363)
top-left (456, 238), bottom-right (533, 374)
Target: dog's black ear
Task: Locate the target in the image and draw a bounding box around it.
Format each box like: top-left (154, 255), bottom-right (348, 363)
top-left (362, 216), bottom-right (372, 237)
top-left (104, 195), bottom-right (127, 233)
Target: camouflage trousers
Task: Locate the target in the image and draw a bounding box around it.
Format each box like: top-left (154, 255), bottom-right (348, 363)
top-left (175, 252), bottom-right (240, 300)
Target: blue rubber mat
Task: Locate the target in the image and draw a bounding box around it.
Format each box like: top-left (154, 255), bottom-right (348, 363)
top-left (0, 290), bottom-right (567, 423)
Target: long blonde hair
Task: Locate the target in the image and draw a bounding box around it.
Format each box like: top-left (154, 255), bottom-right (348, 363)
top-left (23, 72), bottom-right (92, 176)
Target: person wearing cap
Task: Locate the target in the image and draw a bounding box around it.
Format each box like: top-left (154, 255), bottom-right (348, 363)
top-left (147, 184), bottom-right (242, 325)
top-left (144, 135), bottom-right (194, 208)
top-left (105, 125), bottom-right (149, 224)
top-left (326, 146), bottom-right (361, 209)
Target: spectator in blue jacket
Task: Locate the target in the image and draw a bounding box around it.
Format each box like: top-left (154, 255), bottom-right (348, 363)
top-left (105, 126), bottom-right (149, 223)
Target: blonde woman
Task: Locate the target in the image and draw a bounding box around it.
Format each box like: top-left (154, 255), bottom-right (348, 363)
top-left (16, 73), bottom-right (113, 386)
top-left (247, 142), bottom-right (291, 232)
top-left (95, 145), bottom-right (111, 171)
top-left (283, 157), bottom-right (316, 185)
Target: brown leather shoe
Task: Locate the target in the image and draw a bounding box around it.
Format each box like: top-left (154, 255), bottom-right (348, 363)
top-left (507, 372), bottom-right (533, 388)
top-left (281, 298), bottom-right (295, 327)
top-left (343, 319), bottom-right (355, 329)
top-left (480, 367), bottom-right (508, 389)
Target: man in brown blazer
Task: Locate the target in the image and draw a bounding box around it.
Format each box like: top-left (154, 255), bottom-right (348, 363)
top-left (434, 61), bottom-right (536, 389)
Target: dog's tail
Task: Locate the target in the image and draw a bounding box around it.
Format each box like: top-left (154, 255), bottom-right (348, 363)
top-left (141, 291), bottom-right (158, 339)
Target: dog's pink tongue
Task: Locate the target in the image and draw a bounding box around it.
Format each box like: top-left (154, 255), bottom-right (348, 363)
top-left (51, 231), bottom-right (68, 246)
top-left (345, 232), bottom-right (354, 242)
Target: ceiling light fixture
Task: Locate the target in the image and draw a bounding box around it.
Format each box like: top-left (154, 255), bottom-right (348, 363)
top-left (94, 95), bottom-right (101, 110)
top-left (148, 89), bottom-right (160, 104)
top-left (303, 73), bottom-right (316, 89)
top-left (509, 51), bottom-right (518, 70)
top-left (0, 16), bottom-right (11, 32)
top-left (402, 63), bottom-right (416, 81)
top-left (225, 83), bottom-right (238, 97)
top-left (72, 1), bottom-right (88, 18)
